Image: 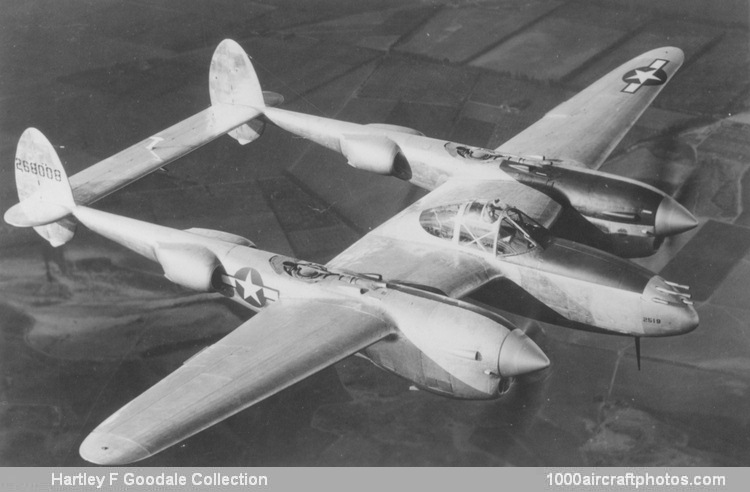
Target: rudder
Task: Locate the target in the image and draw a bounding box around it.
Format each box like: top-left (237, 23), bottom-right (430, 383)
top-left (209, 39), bottom-right (267, 145)
top-left (4, 128), bottom-right (77, 246)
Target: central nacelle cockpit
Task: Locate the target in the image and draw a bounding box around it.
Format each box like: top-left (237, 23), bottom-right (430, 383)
top-left (419, 199), bottom-right (549, 256)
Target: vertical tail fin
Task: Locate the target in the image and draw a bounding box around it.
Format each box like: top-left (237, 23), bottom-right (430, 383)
top-left (4, 128), bottom-right (77, 246)
top-left (209, 39), bottom-right (265, 109)
top-left (209, 39), bottom-right (267, 145)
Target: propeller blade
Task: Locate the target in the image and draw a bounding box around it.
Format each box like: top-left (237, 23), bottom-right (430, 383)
top-left (635, 337), bottom-right (641, 371)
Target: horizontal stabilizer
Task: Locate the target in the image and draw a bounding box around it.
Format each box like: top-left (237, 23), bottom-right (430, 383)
top-left (6, 40), bottom-right (273, 231)
top-left (4, 40), bottom-right (279, 246)
top-left (69, 104), bottom-right (262, 206)
top-left (4, 201), bottom-right (72, 228)
top-left (68, 39), bottom-right (273, 204)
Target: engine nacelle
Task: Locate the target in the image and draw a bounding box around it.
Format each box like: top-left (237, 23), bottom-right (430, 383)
top-left (443, 143), bottom-right (697, 258)
top-left (362, 288), bottom-right (548, 399)
top-left (549, 205), bottom-right (664, 258)
top-left (154, 243), bottom-right (224, 292)
top-left (339, 134), bottom-right (409, 176)
top-left (184, 227), bottom-right (256, 248)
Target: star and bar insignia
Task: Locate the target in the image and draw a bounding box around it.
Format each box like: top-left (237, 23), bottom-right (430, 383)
top-left (221, 267), bottom-right (279, 307)
top-left (622, 59), bottom-right (669, 94)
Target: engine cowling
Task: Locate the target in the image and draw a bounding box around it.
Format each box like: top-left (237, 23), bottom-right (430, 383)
top-left (362, 287), bottom-right (549, 399)
top-left (339, 133), bottom-right (408, 176)
top-left (154, 243), bottom-right (224, 292)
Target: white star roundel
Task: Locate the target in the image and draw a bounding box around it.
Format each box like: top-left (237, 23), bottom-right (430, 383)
top-left (231, 267), bottom-right (279, 307)
top-left (622, 59), bottom-right (669, 94)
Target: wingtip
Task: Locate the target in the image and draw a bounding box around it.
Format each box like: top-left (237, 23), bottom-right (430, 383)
top-left (662, 46), bottom-right (684, 64)
top-left (79, 430), bottom-right (152, 465)
top-left (646, 46), bottom-right (685, 66)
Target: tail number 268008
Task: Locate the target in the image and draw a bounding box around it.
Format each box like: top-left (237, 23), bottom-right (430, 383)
top-left (16, 158), bottom-right (62, 182)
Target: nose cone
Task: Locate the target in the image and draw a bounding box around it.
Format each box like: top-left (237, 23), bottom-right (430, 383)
top-left (654, 197), bottom-right (698, 236)
top-left (79, 430), bottom-right (151, 465)
top-left (673, 302), bottom-right (699, 335)
top-left (497, 329), bottom-right (550, 377)
top-left (641, 276), bottom-right (700, 336)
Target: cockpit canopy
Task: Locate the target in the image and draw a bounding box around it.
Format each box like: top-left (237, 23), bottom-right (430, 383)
top-left (419, 199), bottom-right (549, 256)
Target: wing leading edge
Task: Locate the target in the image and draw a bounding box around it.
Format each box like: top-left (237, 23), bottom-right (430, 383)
top-left (79, 298), bottom-right (393, 465)
top-left (495, 47), bottom-right (684, 169)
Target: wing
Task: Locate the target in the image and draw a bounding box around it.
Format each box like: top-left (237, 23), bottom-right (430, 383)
top-left (495, 47), bottom-right (684, 169)
top-left (69, 105), bottom-right (260, 205)
top-left (329, 178), bottom-right (562, 297)
top-left (79, 298), bottom-right (392, 465)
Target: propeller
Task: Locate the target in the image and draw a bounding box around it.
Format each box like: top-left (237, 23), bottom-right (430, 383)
top-left (635, 337), bottom-right (641, 371)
